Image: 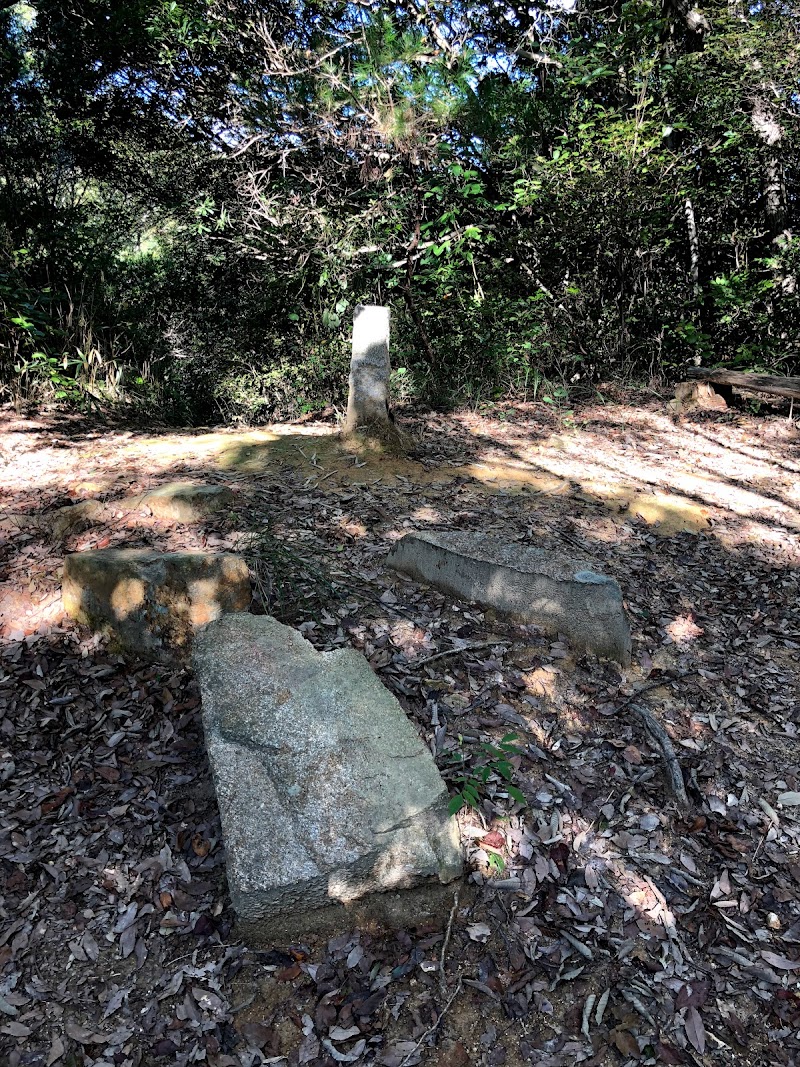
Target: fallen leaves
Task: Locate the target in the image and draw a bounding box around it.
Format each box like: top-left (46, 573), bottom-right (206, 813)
top-left (1, 402), bottom-right (800, 1066)
top-left (466, 923), bottom-right (492, 943)
top-left (761, 951), bottom-right (800, 971)
top-left (683, 1005), bottom-right (706, 1055)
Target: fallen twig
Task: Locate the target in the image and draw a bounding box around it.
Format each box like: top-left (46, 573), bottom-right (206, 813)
top-left (412, 640), bottom-right (511, 668)
top-left (615, 669), bottom-right (699, 713)
top-left (439, 888), bottom-right (459, 999)
top-left (629, 701), bottom-right (690, 808)
top-left (398, 979), bottom-right (463, 1067)
top-left (315, 468), bottom-right (343, 484)
top-left (614, 673), bottom-right (697, 808)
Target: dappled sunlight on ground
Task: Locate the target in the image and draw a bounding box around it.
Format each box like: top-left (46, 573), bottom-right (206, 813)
top-left (4, 399), bottom-right (798, 549)
top-left (2, 396), bottom-right (800, 1063)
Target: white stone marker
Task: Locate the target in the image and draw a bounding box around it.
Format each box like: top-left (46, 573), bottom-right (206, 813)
top-left (345, 304), bottom-right (392, 433)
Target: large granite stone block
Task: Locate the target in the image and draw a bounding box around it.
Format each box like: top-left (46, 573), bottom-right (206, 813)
top-left (193, 614), bottom-right (462, 943)
top-left (62, 549), bottom-right (250, 651)
top-left (387, 531), bottom-right (631, 664)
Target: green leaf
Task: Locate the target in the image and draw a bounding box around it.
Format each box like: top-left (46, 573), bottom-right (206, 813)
top-left (496, 761), bottom-right (514, 781)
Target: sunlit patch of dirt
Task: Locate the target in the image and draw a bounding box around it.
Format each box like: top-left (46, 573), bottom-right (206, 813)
top-left (581, 485), bottom-right (712, 535)
top-left (521, 666), bottom-right (562, 703)
top-left (665, 613), bottom-right (705, 647)
top-left (461, 461), bottom-right (573, 496)
top-left (5, 400), bottom-right (794, 544)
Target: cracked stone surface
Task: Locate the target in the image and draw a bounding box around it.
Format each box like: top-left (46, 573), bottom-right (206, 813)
top-left (387, 530), bottom-right (631, 664)
top-left (193, 613), bottom-right (462, 943)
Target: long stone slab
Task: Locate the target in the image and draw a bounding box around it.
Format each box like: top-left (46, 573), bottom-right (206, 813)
top-left (193, 614), bottom-right (463, 943)
top-left (387, 531), bottom-right (631, 664)
top-left (63, 549), bottom-right (250, 651)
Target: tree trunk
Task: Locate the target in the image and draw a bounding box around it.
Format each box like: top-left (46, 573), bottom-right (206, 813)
top-left (684, 197), bottom-right (700, 296)
top-left (403, 189), bottom-right (436, 365)
top-left (684, 367), bottom-right (800, 400)
top-left (661, 0), bottom-right (709, 54)
top-left (751, 100), bottom-right (786, 244)
top-left (683, 195), bottom-right (714, 336)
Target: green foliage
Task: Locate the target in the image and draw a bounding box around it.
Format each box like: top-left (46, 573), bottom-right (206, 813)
top-left (447, 733), bottom-right (526, 816)
top-left (0, 0), bottom-right (798, 417)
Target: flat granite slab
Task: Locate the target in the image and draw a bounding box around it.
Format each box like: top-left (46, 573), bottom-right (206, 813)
top-left (193, 614), bottom-right (463, 943)
top-left (387, 531), bottom-right (631, 664)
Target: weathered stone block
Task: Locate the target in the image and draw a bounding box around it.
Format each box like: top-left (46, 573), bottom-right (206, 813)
top-left (343, 304), bottom-right (407, 453)
top-left (193, 614), bottom-right (462, 943)
top-left (129, 482), bottom-right (234, 523)
top-left (63, 550), bottom-right (250, 651)
top-left (51, 500), bottom-right (104, 541)
top-left (671, 381), bottom-right (728, 413)
top-left (345, 304), bottom-right (392, 433)
top-left (387, 531), bottom-right (631, 664)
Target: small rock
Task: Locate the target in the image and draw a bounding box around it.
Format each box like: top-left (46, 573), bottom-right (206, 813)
top-left (51, 500), bottom-right (103, 541)
top-left (671, 382), bottom-right (728, 413)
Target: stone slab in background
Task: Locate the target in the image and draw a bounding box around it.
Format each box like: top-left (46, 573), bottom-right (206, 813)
top-left (50, 500), bottom-right (104, 541)
top-left (387, 531), bottom-right (631, 664)
top-left (63, 549), bottom-right (250, 651)
top-left (193, 614), bottom-right (462, 943)
top-left (129, 482), bottom-right (234, 522)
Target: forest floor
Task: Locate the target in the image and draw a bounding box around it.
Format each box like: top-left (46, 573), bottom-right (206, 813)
top-left (1, 390), bottom-right (799, 1067)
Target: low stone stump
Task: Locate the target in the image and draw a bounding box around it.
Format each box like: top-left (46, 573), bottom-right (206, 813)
top-left (129, 482), bottom-right (234, 522)
top-left (51, 500), bottom-right (104, 541)
top-left (670, 381), bottom-right (729, 414)
top-left (63, 549), bottom-right (250, 651)
top-left (193, 614), bottom-right (463, 943)
top-left (387, 531), bottom-right (631, 664)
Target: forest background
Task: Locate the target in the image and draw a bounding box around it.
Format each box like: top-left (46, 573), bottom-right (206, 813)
top-left (1, 0), bottom-right (797, 425)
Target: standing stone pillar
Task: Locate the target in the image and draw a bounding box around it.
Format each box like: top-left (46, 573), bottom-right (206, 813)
top-left (345, 304), bottom-right (392, 434)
